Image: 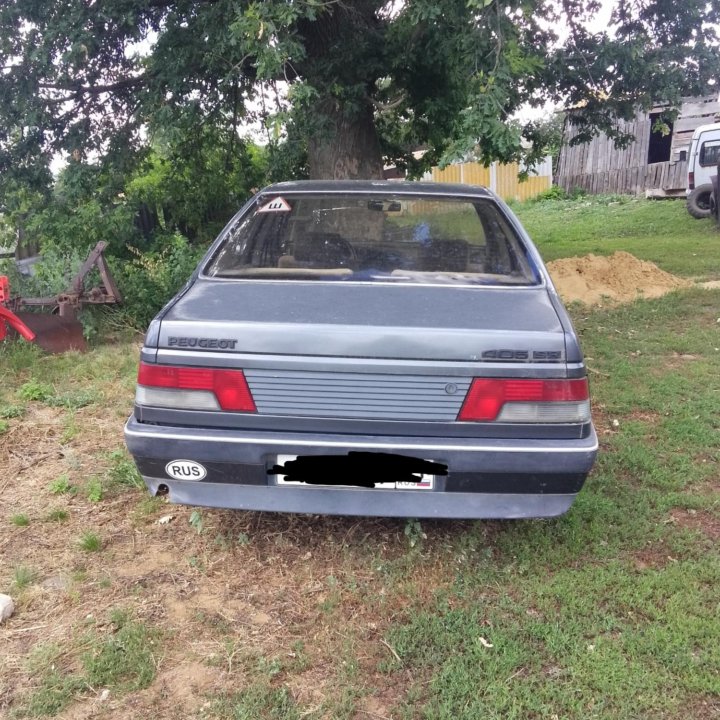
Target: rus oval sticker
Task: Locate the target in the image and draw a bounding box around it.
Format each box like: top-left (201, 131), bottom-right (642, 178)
top-left (165, 460), bottom-right (207, 481)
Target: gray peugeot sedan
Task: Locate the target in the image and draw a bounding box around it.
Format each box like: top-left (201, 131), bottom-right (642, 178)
top-left (124, 180), bottom-right (597, 518)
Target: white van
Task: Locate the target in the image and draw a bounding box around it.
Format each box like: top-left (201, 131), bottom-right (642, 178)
top-left (686, 122), bottom-right (720, 218)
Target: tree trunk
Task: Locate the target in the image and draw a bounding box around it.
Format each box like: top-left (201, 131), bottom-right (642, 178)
top-left (307, 99), bottom-right (384, 180)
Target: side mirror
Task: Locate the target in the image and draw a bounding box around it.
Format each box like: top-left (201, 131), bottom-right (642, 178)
top-left (679, 150), bottom-right (687, 162)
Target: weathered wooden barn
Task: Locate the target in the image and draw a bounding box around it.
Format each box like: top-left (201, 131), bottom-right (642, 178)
top-left (555, 95), bottom-right (720, 196)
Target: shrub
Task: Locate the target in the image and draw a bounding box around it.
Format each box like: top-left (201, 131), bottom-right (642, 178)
top-left (110, 232), bottom-right (207, 329)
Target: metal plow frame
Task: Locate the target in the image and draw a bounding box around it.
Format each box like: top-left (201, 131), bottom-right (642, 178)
top-left (1, 241), bottom-right (122, 353)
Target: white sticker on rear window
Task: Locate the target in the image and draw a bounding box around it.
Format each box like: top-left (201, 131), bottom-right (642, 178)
top-left (257, 197), bottom-right (292, 213)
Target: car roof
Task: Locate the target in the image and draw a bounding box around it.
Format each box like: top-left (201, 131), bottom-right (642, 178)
top-left (260, 179), bottom-right (494, 198)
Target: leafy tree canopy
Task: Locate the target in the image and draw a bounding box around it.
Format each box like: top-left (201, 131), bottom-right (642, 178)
top-left (1, 0), bottom-right (719, 190)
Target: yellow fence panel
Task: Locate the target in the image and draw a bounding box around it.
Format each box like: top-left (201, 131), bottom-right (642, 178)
top-left (425, 158), bottom-right (552, 202)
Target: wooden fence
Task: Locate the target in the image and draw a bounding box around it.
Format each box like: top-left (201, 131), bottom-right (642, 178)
top-left (423, 157), bottom-right (553, 202)
top-left (556, 160), bottom-right (688, 196)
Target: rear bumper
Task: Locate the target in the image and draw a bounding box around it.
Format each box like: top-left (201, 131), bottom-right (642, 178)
top-left (124, 416), bottom-right (598, 519)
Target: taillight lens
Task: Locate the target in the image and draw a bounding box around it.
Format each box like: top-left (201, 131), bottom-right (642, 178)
top-left (458, 378), bottom-right (590, 423)
top-left (137, 362), bottom-right (256, 412)
top-left (689, 171), bottom-right (695, 190)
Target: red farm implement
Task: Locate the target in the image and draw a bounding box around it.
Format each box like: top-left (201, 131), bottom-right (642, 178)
top-left (0, 241), bottom-right (122, 353)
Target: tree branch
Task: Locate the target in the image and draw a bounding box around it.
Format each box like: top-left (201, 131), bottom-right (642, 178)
top-left (38, 77), bottom-right (144, 96)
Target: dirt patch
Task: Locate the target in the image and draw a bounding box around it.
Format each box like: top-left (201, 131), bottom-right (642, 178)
top-left (546, 251), bottom-right (691, 306)
top-left (670, 509), bottom-right (720, 541)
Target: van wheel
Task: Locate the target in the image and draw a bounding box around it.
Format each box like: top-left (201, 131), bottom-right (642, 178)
top-left (687, 184), bottom-right (713, 219)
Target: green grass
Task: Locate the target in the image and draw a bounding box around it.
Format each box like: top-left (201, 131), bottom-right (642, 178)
top-left (82, 609), bottom-right (158, 691)
top-left (84, 477), bottom-right (103, 503)
top-left (10, 513), bottom-right (30, 527)
top-left (208, 686), bottom-right (301, 720)
top-left (15, 610), bottom-right (159, 717)
top-left (106, 449), bottom-right (144, 489)
top-left (514, 194), bottom-right (720, 278)
top-left (378, 285), bottom-right (720, 719)
top-left (13, 565), bottom-right (37, 590)
top-left (45, 509), bottom-right (69, 522)
top-left (78, 531), bottom-right (102, 552)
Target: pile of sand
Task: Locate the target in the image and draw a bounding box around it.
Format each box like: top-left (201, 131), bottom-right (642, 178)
top-left (546, 251), bottom-right (692, 306)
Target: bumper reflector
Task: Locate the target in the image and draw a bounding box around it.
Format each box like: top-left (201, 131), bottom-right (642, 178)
top-left (458, 378), bottom-right (590, 423)
top-left (137, 362), bottom-right (257, 412)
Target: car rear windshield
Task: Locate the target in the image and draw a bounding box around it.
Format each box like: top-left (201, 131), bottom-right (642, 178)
top-left (204, 193), bottom-right (541, 286)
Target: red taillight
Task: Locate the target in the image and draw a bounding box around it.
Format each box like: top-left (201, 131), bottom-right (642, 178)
top-left (137, 362), bottom-right (256, 412)
top-left (689, 171), bottom-right (695, 190)
top-left (457, 378), bottom-right (589, 422)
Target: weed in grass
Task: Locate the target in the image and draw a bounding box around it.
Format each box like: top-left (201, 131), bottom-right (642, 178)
top-left (48, 475), bottom-right (74, 495)
top-left (18, 613), bottom-right (160, 716)
top-left (60, 414), bottom-right (79, 444)
top-left (45, 508), bottom-right (69, 522)
top-left (189, 509), bottom-right (204, 534)
top-left (21, 643), bottom-right (84, 717)
top-left (404, 518), bottom-right (426, 548)
top-left (237, 532), bottom-right (251, 547)
top-left (0, 403), bottom-right (24, 418)
top-left (256, 656), bottom-right (283, 678)
top-left (18, 379), bottom-right (53, 401)
top-left (14, 565), bottom-right (37, 589)
top-left (188, 555), bottom-right (205, 571)
top-left (131, 495), bottom-right (164, 523)
top-left (0, 419), bottom-right (8, 434)
top-left (286, 641), bottom-right (310, 672)
top-left (78, 531), bottom-right (102, 552)
top-left (82, 609), bottom-right (158, 691)
top-left (214, 532), bottom-right (232, 551)
top-left (209, 685), bottom-right (301, 720)
top-left (45, 389), bottom-right (100, 410)
top-left (20, 668), bottom-right (82, 716)
top-left (10, 513), bottom-right (30, 527)
top-left (85, 477), bottom-right (103, 503)
top-left (107, 448), bottom-right (143, 489)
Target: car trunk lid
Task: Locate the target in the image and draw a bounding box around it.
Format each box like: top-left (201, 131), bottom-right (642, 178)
top-left (155, 280), bottom-right (565, 364)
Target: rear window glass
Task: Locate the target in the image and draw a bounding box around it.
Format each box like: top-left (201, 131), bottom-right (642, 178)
top-left (204, 194), bottom-right (540, 286)
top-left (699, 140), bottom-right (720, 167)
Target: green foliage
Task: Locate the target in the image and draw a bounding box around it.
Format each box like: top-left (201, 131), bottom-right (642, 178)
top-left (85, 478), bottom-right (103, 503)
top-left (1, 0), bottom-right (718, 190)
top-left (1, 134), bottom-right (267, 332)
top-left (0, 405), bottom-right (25, 419)
top-left (48, 475), bottom-right (74, 495)
top-left (18, 380), bottom-right (53, 402)
top-left (2, 1), bottom-right (717, 329)
top-left (10, 513), bottom-right (30, 527)
top-left (0, 419), bottom-right (8, 435)
top-left (403, 519), bottom-right (427, 549)
top-left (109, 231), bottom-right (206, 328)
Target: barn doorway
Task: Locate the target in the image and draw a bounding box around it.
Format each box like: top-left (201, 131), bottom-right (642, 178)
top-left (647, 113), bottom-right (673, 164)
